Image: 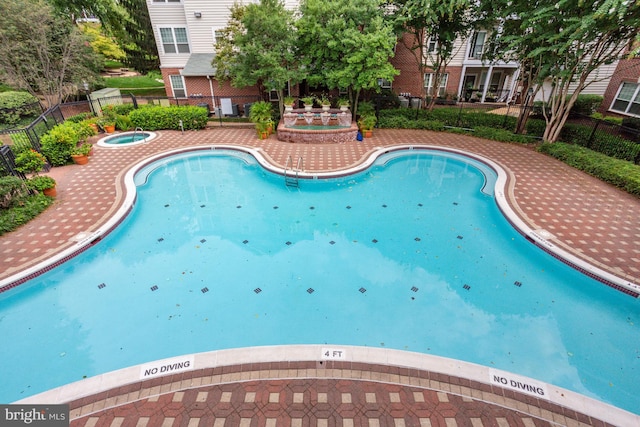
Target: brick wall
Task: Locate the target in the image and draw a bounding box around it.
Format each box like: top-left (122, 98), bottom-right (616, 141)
top-left (599, 58), bottom-right (640, 115)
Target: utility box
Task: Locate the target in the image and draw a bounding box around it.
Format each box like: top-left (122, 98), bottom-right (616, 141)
top-left (88, 88), bottom-right (122, 116)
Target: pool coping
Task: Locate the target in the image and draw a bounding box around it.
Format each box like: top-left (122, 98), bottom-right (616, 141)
top-left (16, 345), bottom-right (640, 426)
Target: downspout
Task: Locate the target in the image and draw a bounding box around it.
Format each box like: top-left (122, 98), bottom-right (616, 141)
top-left (207, 75), bottom-right (216, 111)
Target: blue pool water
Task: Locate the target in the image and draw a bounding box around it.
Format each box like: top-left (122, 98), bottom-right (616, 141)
top-left (0, 150), bottom-right (638, 413)
top-left (104, 132), bottom-right (151, 144)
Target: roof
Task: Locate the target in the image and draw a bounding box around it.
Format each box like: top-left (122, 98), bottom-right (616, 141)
top-left (181, 53), bottom-right (217, 76)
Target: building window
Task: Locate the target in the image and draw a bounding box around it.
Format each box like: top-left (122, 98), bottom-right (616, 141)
top-left (170, 75), bottom-right (186, 98)
top-left (427, 36), bottom-right (438, 54)
top-left (377, 78), bottom-right (392, 89)
top-left (611, 82), bottom-right (640, 116)
top-left (424, 73), bottom-right (448, 97)
top-left (469, 31), bottom-right (486, 59)
top-left (212, 29), bottom-right (225, 47)
top-left (160, 27), bottom-right (190, 54)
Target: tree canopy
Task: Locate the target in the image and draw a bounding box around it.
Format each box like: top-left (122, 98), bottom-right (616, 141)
top-left (0, 0), bottom-right (102, 106)
top-left (482, 0), bottom-right (640, 142)
top-left (387, 0), bottom-right (476, 110)
top-left (297, 0), bottom-right (399, 116)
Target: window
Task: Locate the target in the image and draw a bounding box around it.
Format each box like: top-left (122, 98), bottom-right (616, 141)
top-left (160, 27), bottom-right (190, 54)
top-left (611, 82), bottom-right (640, 116)
top-left (377, 78), bottom-right (392, 89)
top-left (212, 28), bottom-right (225, 47)
top-left (427, 36), bottom-right (438, 54)
top-left (424, 73), bottom-right (448, 97)
top-left (170, 75), bottom-right (186, 98)
top-left (469, 31), bottom-right (486, 59)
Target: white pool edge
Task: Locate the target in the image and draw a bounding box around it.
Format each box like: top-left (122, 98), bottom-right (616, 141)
top-left (96, 131), bottom-right (159, 148)
top-left (16, 345), bottom-right (640, 426)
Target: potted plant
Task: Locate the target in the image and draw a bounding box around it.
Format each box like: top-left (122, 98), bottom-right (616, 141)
top-left (99, 105), bottom-right (117, 133)
top-left (249, 101), bottom-right (273, 124)
top-left (70, 143), bottom-right (91, 165)
top-left (301, 96), bottom-right (315, 111)
top-left (27, 175), bottom-right (57, 197)
top-left (283, 96), bottom-right (296, 111)
top-left (255, 121), bottom-right (270, 140)
top-left (320, 95), bottom-right (331, 111)
top-left (358, 115), bottom-right (376, 138)
top-left (338, 97), bottom-right (350, 111)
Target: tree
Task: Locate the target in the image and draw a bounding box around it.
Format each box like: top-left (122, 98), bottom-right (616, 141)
top-left (119, 0), bottom-right (160, 74)
top-left (483, 0), bottom-right (640, 142)
top-left (80, 22), bottom-right (126, 62)
top-left (297, 0), bottom-right (399, 117)
top-left (213, 0), bottom-right (303, 116)
top-left (388, 0), bottom-right (476, 110)
top-left (0, 0), bottom-right (102, 107)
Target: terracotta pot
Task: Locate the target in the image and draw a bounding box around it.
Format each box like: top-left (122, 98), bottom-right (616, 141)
top-left (259, 132), bottom-right (269, 140)
top-left (71, 154), bottom-right (89, 165)
top-left (104, 124), bottom-right (116, 133)
top-left (43, 186), bottom-right (57, 197)
top-left (363, 130), bottom-right (373, 138)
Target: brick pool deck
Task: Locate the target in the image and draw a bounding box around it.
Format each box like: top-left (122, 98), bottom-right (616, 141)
top-left (2, 127), bottom-right (639, 426)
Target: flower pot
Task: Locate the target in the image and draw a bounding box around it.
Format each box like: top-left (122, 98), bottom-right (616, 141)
top-left (71, 154), bottom-right (89, 165)
top-left (104, 124), bottom-right (116, 134)
top-left (259, 131), bottom-right (269, 140)
top-left (43, 186), bottom-right (57, 197)
top-left (363, 129), bottom-right (373, 138)
top-left (322, 105), bottom-right (331, 111)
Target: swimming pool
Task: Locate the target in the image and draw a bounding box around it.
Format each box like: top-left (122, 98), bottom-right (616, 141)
top-left (0, 149), bottom-right (638, 414)
top-left (97, 130), bottom-right (158, 147)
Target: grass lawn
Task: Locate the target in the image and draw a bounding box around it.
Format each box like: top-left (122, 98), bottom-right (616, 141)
top-left (103, 75), bottom-right (166, 97)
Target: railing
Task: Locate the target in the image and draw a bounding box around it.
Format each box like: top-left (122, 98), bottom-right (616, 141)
top-left (284, 156), bottom-right (303, 188)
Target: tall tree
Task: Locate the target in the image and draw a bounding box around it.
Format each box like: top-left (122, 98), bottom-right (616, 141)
top-left (483, 0), bottom-right (640, 142)
top-left (297, 0), bottom-right (399, 117)
top-left (119, 0), bottom-right (160, 74)
top-left (0, 0), bottom-right (102, 107)
top-left (388, 0), bottom-right (476, 110)
top-left (213, 0), bottom-right (303, 115)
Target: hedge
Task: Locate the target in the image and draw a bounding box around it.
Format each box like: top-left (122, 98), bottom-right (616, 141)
top-left (538, 142), bottom-right (640, 197)
top-left (129, 105), bottom-right (208, 131)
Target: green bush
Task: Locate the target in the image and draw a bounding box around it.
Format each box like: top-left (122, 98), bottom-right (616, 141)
top-left (129, 105), bottom-right (208, 131)
top-left (570, 94), bottom-right (603, 116)
top-left (0, 176), bottom-right (27, 209)
top-left (538, 142), bottom-right (640, 197)
top-left (113, 104), bottom-right (136, 115)
top-left (9, 131), bottom-right (33, 155)
top-left (115, 114), bottom-right (133, 131)
top-left (559, 122), bottom-right (640, 163)
top-left (0, 192), bottom-right (54, 236)
top-left (473, 126), bottom-right (533, 144)
top-left (65, 112), bottom-right (94, 123)
top-left (0, 92), bottom-right (40, 126)
top-left (40, 122), bottom-right (80, 166)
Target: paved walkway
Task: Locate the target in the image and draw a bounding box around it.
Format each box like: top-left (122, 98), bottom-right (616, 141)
top-left (2, 128), bottom-right (639, 426)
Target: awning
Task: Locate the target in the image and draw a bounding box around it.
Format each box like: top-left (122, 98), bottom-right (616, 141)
top-left (181, 53), bottom-right (217, 76)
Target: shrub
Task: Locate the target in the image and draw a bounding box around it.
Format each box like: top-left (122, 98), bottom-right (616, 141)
top-left (40, 122), bottom-right (80, 166)
top-left (26, 175), bottom-right (56, 192)
top-left (129, 105), bottom-right (208, 131)
top-left (9, 131), bottom-right (33, 155)
top-left (115, 115), bottom-right (133, 131)
top-left (0, 176), bottom-right (27, 209)
top-left (0, 192), bottom-right (53, 236)
top-left (113, 104), bottom-right (136, 115)
top-left (570, 94), bottom-right (603, 116)
top-left (65, 112), bottom-right (94, 123)
top-left (538, 142), bottom-right (640, 197)
top-left (473, 126), bottom-right (533, 144)
top-left (15, 149), bottom-right (47, 175)
top-left (0, 92), bottom-right (40, 126)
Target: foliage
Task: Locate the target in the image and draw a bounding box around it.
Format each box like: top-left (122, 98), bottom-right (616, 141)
top-left (0, 92), bottom-right (41, 126)
top-left (119, 0), bottom-right (160, 74)
top-left (214, 0), bottom-right (302, 115)
top-left (26, 175), bottom-right (56, 192)
top-left (115, 115), bottom-right (133, 131)
top-left (40, 122), bottom-right (81, 166)
top-left (621, 117), bottom-right (640, 131)
top-left (559, 123), bottom-right (640, 163)
top-left (480, 0), bottom-right (640, 142)
top-left (79, 22), bottom-right (126, 61)
top-left (15, 150), bottom-right (47, 175)
top-left (102, 75), bottom-right (165, 90)
top-left (538, 142), bottom-right (640, 197)
top-left (386, 0), bottom-right (477, 110)
top-left (0, 192), bottom-right (53, 236)
top-left (569, 94), bottom-right (603, 117)
top-left (249, 101), bottom-right (274, 124)
top-left (129, 106), bottom-right (208, 131)
top-left (112, 104), bottom-right (136, 115)
top-left (65, 112), bottom-right (95, 123)
top-left (0, 0), bottom-right (103, 106)
top-left (296, 0), bottom-right (399, 118)
top-left (71, 142), bottom-right (92, 156)
top-left (358, 115), bottom-right (377, 131)
top-left (9, 132), bottom-right (33, 155)
top-left (0, 176), bottom-right (27, 209)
